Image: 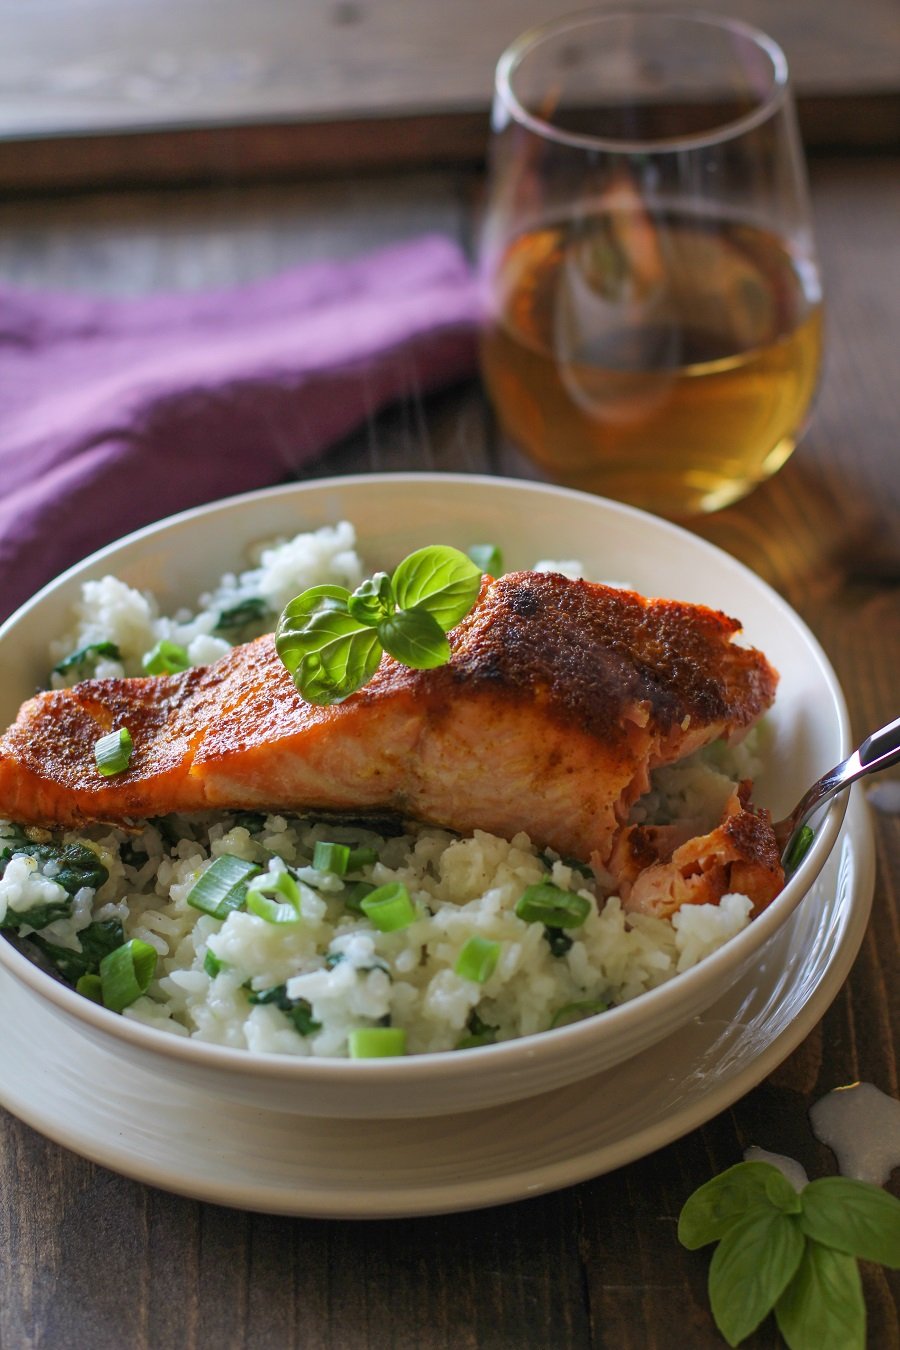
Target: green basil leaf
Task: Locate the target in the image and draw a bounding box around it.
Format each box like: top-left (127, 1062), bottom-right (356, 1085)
top-left (775, 1240), bottom-right (865, 1350)
top-left (275, 585), bottom-right (352, 664)
top-left (282, 583), bottom-right (351, 617)
top-left (799, 1177), bottom-right (900, 1268)
top-left (279, 609), bottom-right (382, 703)
top-left (391, 545), bottom-right (482, 632)
top-left (678, 1162), bottom-right (801, 1250)
top-left (709, 1209), bottom-right (805, 1346)
top-left (296, 626), bottom-right (383, 705)
top-left (468, 543), bottom-right (504, 576)
top-left (295, 653), bottom-right (349, 706)
top-left (378, 608), bottom-right (451, 670)
top-left (347, 572), bottom-right (394, 626)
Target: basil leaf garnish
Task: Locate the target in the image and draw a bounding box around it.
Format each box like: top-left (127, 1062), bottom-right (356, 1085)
top-left (391, 545), bottom-right (482, 632)
top-left (377, 608), bottom-right (451, 670)
top-left (275, 545), bottom-right (484, 705)
top-left (347, 572), bottom-right (394, 626)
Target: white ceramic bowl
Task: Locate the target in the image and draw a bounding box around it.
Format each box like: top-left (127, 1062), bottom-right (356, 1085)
top-left (0, 474), bottom-right (850, 1118)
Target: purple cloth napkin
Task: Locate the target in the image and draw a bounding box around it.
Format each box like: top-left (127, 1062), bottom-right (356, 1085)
top-left (0, 234), bottom-right (480, 623)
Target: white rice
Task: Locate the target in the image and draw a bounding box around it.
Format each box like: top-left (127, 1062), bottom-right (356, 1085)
top-left (2, 522), bottom-right (761, 1057)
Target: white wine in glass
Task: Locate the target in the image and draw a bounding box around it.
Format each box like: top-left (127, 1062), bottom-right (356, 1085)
top-left (479, 12), bottom-right (823, 517)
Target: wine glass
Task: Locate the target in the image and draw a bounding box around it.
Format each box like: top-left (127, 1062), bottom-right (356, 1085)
top-left (479, 11), bottom-right (823, 517)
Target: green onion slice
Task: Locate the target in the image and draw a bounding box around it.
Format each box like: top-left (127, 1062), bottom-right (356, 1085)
top-left (245, 870), bottom-right (303, 924)
top-left (784, 824), bottom-right (815, 874)
top-left (185, 854), bottom-right (261, 919)
top-left (142, 639), bottom-right (191, 675)
top-left (515, 882), bottom-right (591, 928)
top-left (99, 938), bottom-right (157, 1012)
top-left (454, 935), bottom-right (501, 984)
top-left (313, 840), bottom-right (351, 876)
top-left (549, 998), bottom-right (609, 1030)
top-left (94, 727), bottom-right (133, 777)
top-left (347, 846), bottom-right (379, 871)
top-left (347, 1027), bottom-right (407, 1058)
top-left (359, 882), bottom-right (416, 932)
top-left (75, 973), bottom-right (104, 1004)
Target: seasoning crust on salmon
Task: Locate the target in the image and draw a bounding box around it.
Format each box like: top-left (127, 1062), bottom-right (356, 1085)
top-left (0, 571), bottom-right (780, 882)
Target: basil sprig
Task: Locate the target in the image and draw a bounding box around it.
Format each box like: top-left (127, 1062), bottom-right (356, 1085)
top-left (275, 545), bottom-right (482, 705)
top-left (678, 1161), bottom-right (900, 1348)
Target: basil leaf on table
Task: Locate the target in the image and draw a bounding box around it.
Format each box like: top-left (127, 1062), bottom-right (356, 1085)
top-left (677, 1161), bottom-right (801, 1249)
top-left (774, 1240), bottom-right (866, 1350)
top-left (798, 1177), bottom-right (900, 1267)
top-left (708, 1208), bottom-right (805, 1346)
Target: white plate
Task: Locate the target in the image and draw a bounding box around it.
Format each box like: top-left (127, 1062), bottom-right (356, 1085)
top-left (0, 792), bottom-right (873, 1218)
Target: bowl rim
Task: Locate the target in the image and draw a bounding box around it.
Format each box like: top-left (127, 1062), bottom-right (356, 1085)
top-left (0, 472), bottom-right (851, 1084)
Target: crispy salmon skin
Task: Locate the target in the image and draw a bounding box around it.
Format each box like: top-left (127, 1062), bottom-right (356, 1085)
top-left (0, 571), bottom-right (778, 867)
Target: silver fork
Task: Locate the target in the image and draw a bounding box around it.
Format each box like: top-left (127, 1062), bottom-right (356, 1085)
top-left (775, 715), bottom-right (900, 870)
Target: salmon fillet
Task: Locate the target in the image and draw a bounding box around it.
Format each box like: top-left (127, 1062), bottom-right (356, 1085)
top-left (607, 783), bottom-right (784, 918)
top-left (0, 571), bottom-right (778, 866)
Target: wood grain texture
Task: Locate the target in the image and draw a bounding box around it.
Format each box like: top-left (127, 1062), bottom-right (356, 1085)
top-left (0, 159), bottom-right (897, 1349)
top-left (0, 0), bottom-right (898, 189)
top-left (3, 0), bottom-right (898, 133)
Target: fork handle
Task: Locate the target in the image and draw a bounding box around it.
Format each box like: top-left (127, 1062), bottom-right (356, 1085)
top-left (859, 715), bottom-right (900, 772)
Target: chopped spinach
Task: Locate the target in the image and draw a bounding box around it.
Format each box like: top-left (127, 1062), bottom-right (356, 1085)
top-left (28, 919), bottom-right (125, 983)
top-left (539, 851), bottom-right (594, 879)
top-left (154, 815), bottom-right (197, 847)
top-left (343, 880), bottom-right (377, 913)
top-left (231, 812), bottom-right (268, 835)
top-left (247, 983), bottom-right (322, 1036)
top-left (0, 840), bottom-right (109, 896)
top-left (0, 895), bottom-right (72, 932)
top-left (457, 1008), bottom-right (498, 1049)
top-left (543, 926), bottom-right (574, 957)
top-left (213, 597), bottom-right (269, 636)
top-left (52, 641), bottom-right (121, 681)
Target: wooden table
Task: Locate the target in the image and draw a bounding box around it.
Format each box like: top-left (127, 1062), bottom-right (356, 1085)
top-left (0, 151), bottom-right (897, 1349)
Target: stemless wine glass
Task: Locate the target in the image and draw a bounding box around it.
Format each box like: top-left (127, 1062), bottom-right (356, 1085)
top-left (479, 11), bottom-right (823, 517)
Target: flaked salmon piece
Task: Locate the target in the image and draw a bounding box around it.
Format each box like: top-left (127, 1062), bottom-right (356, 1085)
top-left (0, 571), bottom-right (778, 864)
top-left (609, 783), bottom-right (784, 918)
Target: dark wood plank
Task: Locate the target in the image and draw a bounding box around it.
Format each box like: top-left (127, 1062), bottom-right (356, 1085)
top-left (1, 96), bottom-right (897, 196)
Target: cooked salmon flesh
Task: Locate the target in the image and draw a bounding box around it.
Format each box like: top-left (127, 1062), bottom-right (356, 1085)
top-left (0, 572), bottom-right (779, 880)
